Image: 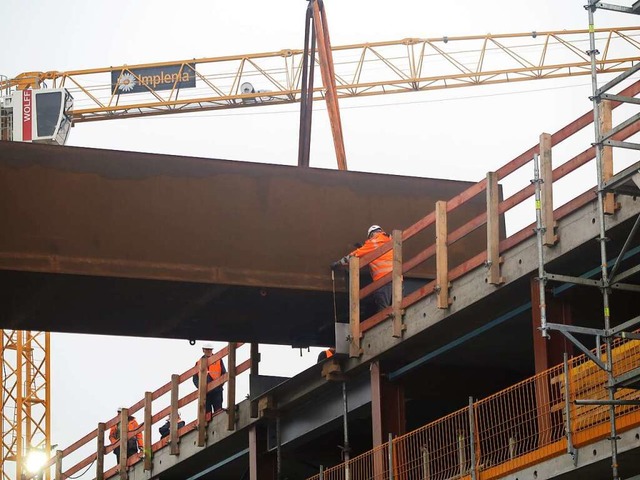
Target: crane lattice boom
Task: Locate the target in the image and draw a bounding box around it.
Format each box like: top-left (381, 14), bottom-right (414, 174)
top-left (4, 27), bottom-right (640, 123)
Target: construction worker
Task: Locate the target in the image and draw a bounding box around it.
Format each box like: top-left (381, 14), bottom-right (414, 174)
top-left (108, 408), bottom-right (143, 462)
top-left (192, 342), bottom-right (227, 415)
top-left (317, 347), bottom-right (336, 362)
top-left (333, 225), bottom-right (394, 312)
top-left (159, 411), bottom-right (185, 439)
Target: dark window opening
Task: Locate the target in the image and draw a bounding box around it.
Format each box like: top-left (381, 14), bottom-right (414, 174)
top-left (35, 91), bottom-right (62, 138)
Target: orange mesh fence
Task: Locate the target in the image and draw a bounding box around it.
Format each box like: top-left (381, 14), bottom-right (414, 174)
top-left (474, 364), bottom-right (566, 476)
top-left (306, 442), bottom-right (391, 480)
top-left (305, 337), bottom-right (640, 480)
top-left (393, 409), bottom-right (471, 480)
top-left (568, 337), bottom-right (640, 439)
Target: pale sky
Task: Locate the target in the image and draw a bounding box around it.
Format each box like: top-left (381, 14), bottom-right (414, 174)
top-left (2, 0), bottom-right (640, 477)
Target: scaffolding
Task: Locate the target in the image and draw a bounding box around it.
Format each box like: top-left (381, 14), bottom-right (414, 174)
top-left (0, 331), bottom-right (51, 480)
top-left (537, 2), bottom-right (640, 479)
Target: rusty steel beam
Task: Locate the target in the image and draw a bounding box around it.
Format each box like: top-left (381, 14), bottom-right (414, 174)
top-left (0, 142), bottom-right (489, 345)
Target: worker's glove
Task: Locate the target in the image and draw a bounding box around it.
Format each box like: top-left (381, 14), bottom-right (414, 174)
top-left (331, 256), bottom-right (350, 270)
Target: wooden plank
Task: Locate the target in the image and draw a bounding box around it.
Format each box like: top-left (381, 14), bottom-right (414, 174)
top-left (391, 229), bottom-right (404, 337)
top-left (349, 255), bottom-right (362, 357)
top-left (250, 343), bottom-right (260, 418)
top-left (170, 374), bottom-right (180, 455)
top-left (197, 358), bottom-right (207, 446)
top-left (600, 99), bottom-right (617, 214)
top-left (540, 133), bottom-right (558, 246)
top-left (486, 172), bottom-right (504, 285)
top-left (258, 396), bottom-right (276, 418)
top-left (119, 408), bottom-right (128, 480)
top-left (143, 392), bottom-right (152, 471)
top-left (435, 201), bottom-right (450, 309)
top-left (96, 423), bottom-right (104, 480)
top-left (55, 450), bottom-right (63, 480)
top-left (227, 342), bottom-right (237, 431)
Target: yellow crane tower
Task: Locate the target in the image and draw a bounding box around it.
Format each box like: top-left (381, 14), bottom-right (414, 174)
top-left (2, 24), bottom-right (640, 480)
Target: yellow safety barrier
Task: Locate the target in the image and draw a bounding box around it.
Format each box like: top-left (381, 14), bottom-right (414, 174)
top-left (307, 336), bottom-right (640, 480)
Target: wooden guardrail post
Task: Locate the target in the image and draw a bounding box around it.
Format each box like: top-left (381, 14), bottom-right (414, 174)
top-left (391, 229), bottom-right (405, 338)
top-left (170, 374), bottom-right (180, 455)
top-left (486, 172), bottom-right (504, 285)
top-left (349, 255), bottom-right (362, 357)
top-left (600, 99), bottom-right (617, 214)
top-left (540, 133), bottom-right (557, 246)
top-left (227, 342), bottom-right (237, 431)
top-left (119, 408), bottom-right (128, 480)
top-left (435, 201), bottom-right (450, 309)
top-left (55, 450), bottom-right (63, 480)
top-left (96, 422), bottom-right (104, 480)
top-left (143, 392), bottom-right (152, 471)
top-left (197, 357), bottom-right (208, 447)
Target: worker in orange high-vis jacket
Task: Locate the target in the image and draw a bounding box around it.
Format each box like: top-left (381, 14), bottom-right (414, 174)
top-left (192, 342), bottom-right (227, 414)
top-left (317, 347), bottom-right (336, 363)
top-left (333, 225), bottom-right (394, 312)
top-left (109, 408), bottom-right (143, 462)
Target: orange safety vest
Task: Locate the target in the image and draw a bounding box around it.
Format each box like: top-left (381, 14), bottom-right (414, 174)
top-left (109, 418), bottom-right (143, 448)
top-left (208, 359), bottom-right (223, 381)
top-left (350, 231), bottom-right (393, 281)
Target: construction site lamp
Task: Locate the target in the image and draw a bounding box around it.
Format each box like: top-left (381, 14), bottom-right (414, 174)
top-left (25, 449), bottom-right (48, 474)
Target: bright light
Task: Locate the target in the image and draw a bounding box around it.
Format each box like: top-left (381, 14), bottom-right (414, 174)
top-left (25, 449), bottom-right (48, 474)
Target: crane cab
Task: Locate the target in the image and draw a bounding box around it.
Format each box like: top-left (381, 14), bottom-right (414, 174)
top-left (1, 88), bottom-right (73, 145)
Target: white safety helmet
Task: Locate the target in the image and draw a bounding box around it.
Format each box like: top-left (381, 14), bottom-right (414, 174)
top-left (367, 225), bottom-right (383, 237)
top-left (201, 341), bottom-right (215, 350)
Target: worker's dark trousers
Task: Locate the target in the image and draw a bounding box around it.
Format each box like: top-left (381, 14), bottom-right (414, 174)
top-left (373, 283), bottom-right (392, 312)
top-left (113, 439), bottom-right (139, 462)
top-left (207, 388), bottom-right (224, 413)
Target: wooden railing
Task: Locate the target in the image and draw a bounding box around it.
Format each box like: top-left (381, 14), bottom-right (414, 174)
top-left (348, 78), bottom-right (640, 357)
top-left (34, 343), bottom-right (252, 480)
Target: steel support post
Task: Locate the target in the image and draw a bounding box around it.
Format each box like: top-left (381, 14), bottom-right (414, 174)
top-left (533, 154), bottom-right (549, 339)
top-left (342, 382), bottom-right (351, 480)
top-left (563, 354), bottom-right (577, 465)
top-left (388, 433), bottom-right (394, 480)
top-left (468, 397), bottom-right (477, 480)
top-left (588, 2), bottom-right (619, 478)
